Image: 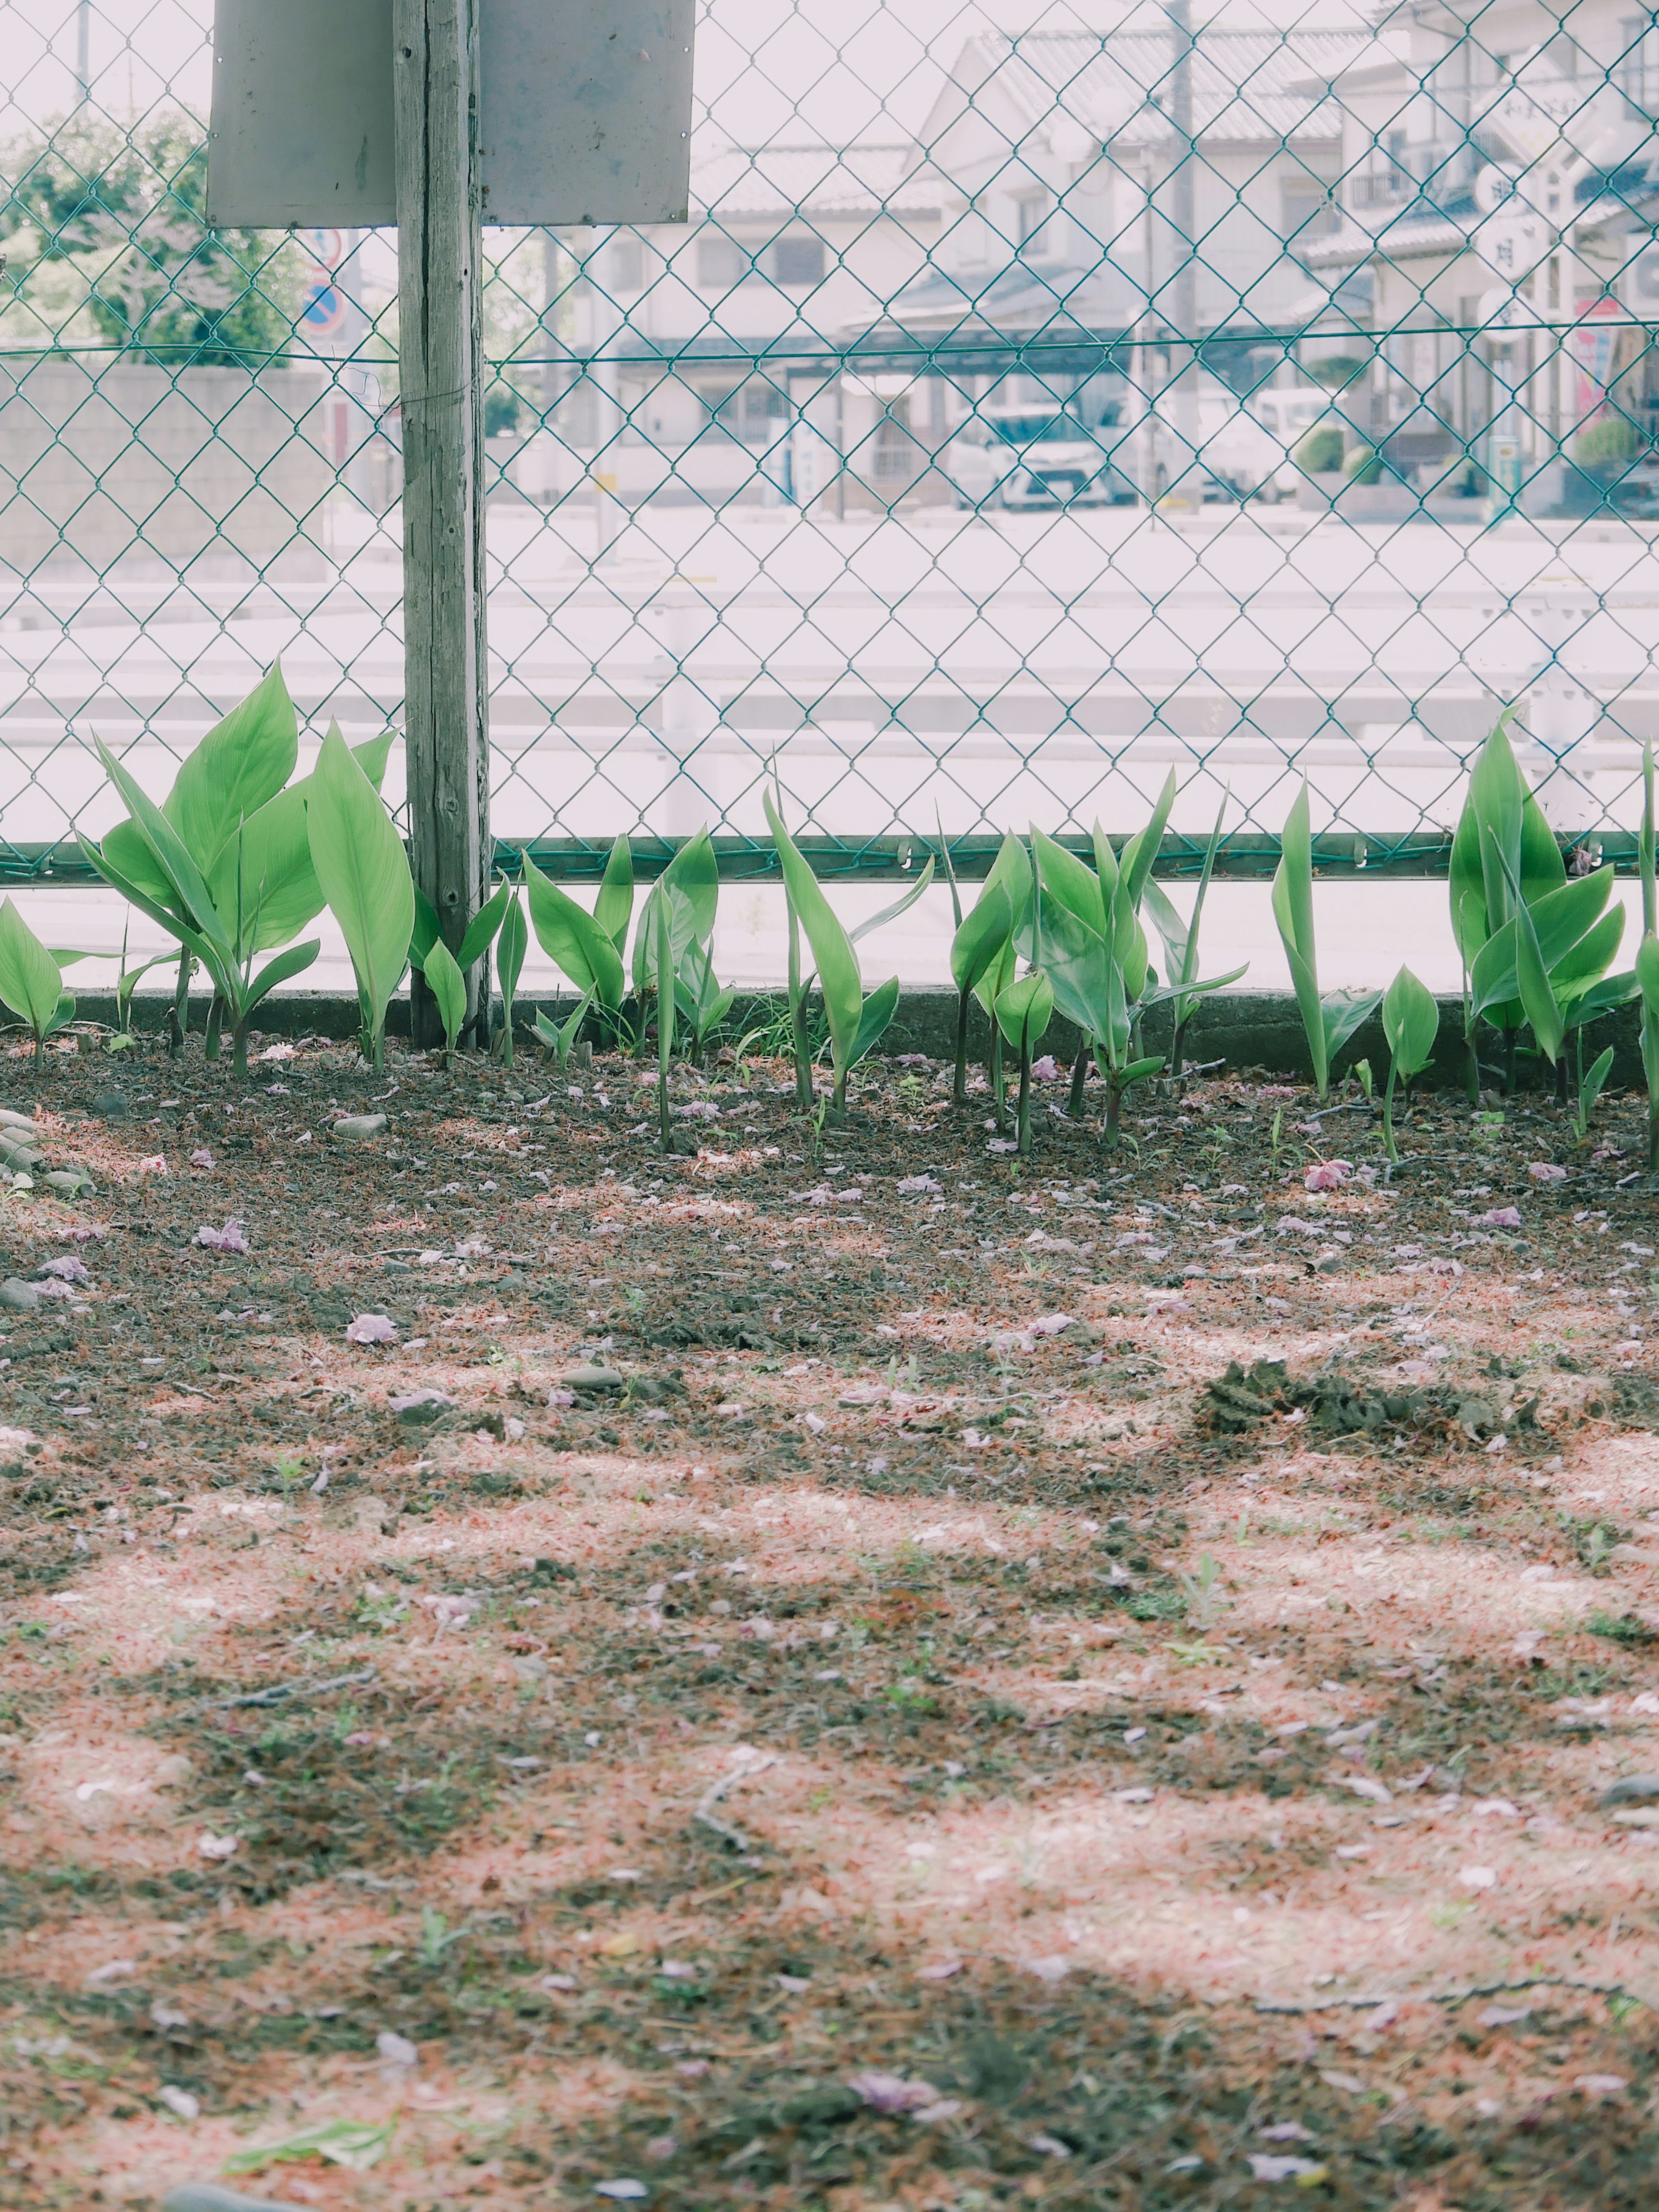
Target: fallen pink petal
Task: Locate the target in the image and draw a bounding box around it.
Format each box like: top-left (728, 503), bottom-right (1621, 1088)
top-left (194, 1219), bottom-right (249, 1253)
top-left (847, 2070), bottom-right (945, 2115)
top-left (345, 1313), bottom-right (397, 1344)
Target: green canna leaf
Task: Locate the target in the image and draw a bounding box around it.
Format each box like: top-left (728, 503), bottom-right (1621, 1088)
top-left (166, 660), bottom-right (298, 868)
top-left (422, 936), bottom-right (467, 1058)
top-left (949, 881), bottom-right (1013, 996)
top-left (1321, 987), bottom-right (1383, 1067)
top-left (1580, 1045), bottom-right (1615, 1128)
top-left (92, 734), bottom-right (235, 980)
top-left (0, 897), bottom-right (65, 1041)
top-left (1638, 933), bottom-right (1659, 1024)
top-left (305, 726), bottom-right (415, 1066)
top-left (634, 829), bottom-right (719, 988)
top-left (1119, 769), bottom-right (1178, 914)
top-left (763, 791), bottom-right (863, 1076)
top-left (994, 966), bottom-right (1055, 1049)
top-left (1564, 968), bottom-right (1638, 1030)
top-left (972, 836), bottom-right (1033, 1014)
top-left (79, 830), bottom-right (221, 978)
top-left (242, 938), bottom-right (320, 1019)
top-left (523, 852), bottom-right (626, 1008)
top-left (1549, 900), bottom-right (1624, 1006)
top-left (1029, 826), bottom-right (1106, 936)
top-left (1489, 826), bottom-right (1564, 1063)
top-left (1034, 894), bottom-right (1112, 1042)
top-left (497, 890), bottom-right (527, 1009)
top-left (203, 728), bottom-right (395, 958)
top-left (849, 856), bottom-right (936, 943)
top-left (848, 974), bottom-right (901, 1067)
top-left (410, 885), bottom-right (443, 971)
top-left (1382, 966), bottom-right (1439, 1081)
top-left (458, 880), bottom-right (512, 970)
top-left (1271, 782), bottom-right (1326, 1095)
top-left (102, 816), bottom-right (180, 917)
top-left (594, 833), bottom-right (635, 955)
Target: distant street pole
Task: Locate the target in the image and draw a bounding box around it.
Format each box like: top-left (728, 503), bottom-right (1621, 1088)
top-left (75, 0), bottom-right (91, 100)
top-left (1163, 0), bottom-right (1200, 507)
top-left (394, 0), bottom-right (491, 1047)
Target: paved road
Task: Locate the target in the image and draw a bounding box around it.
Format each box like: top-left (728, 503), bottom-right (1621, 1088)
top-left (2, 498), bottom-right (1656, 997)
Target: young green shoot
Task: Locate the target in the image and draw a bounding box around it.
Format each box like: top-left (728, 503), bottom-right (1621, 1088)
top-left (1271, 782), bottom-right (1380, 1100)
top-left (0, 900), bottom-right (73, 1068)
top-left (420, 937), bottom-right (466, 1069)
top-left (534, 986), bottom-right (596, 1074)
top-left (1379, 966), bottom-right (1438, 1163)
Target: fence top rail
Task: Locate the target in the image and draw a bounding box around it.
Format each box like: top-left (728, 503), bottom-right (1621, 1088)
top-left (3, 830), bottom-right (1642, 891)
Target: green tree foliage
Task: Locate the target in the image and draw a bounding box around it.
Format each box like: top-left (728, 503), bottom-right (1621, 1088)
top-left (0, 111), bottom-right (296, 365)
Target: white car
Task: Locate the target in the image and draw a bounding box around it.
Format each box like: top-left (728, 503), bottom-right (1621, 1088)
top-left (942, 403), bottom-right (1138, 510)
top-left (1147, 381), bottom-right (1336, 502)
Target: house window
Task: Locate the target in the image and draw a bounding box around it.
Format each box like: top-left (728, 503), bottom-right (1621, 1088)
top-left (696, 235), bottom-right (749, 290)
top-left (1281, 180), bottom-right (1338, 241)
top-left (1623, 17), bottom-right (1657, 110)
top-left (709, 378), bottom-right (788, 443)
top-left (773, 234), bottom-right (826, 286)
top-left (873, 402), bottom-right (919, 483)
top-left (1017, 191), bottom-right (1055, 255)
top-left (609, 235), bottom-right (644, 292)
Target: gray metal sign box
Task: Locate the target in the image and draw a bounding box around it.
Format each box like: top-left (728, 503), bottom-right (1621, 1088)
top-left (207, 0), bottom-right (694, 227)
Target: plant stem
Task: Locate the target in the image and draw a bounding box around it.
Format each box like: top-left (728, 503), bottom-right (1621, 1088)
top-left (1382, 1059), bottom-right (1399, 1163)
top-left (1067, 1044), bottom-right (1090, 1115)
top-left (1016, 1027), bottom-right (1032, 1156)
top-left (989, 1027), bottom-right (1007, 1132)
top-left (203, 994), bottom-right (225, 1061)
top-left (1168, 1012), bottom-right (1189, 1081)
top-left (170, 947), bottom-right (189, 1056)
top-left (787, 902), bottom-right (813, 1111)
top-left (1104, 1078), bottom-right (1122, 1150)
top-left (232, 1020), bottom-right (249, 1078)
top-left (953, 983), bottom-right (971, 1104)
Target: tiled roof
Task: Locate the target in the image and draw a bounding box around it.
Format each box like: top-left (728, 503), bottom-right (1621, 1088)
top-left (689, 144), bottom-right (941, 223)
top-left (938, 29), bottom-right (1371, 149)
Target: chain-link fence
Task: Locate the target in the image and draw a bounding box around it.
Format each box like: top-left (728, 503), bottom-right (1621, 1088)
top-left (2, 0), bottom-right (1657, 901)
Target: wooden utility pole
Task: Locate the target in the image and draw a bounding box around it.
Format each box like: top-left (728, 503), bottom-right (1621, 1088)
top-left (394, 0), bottom-right (490, 1047)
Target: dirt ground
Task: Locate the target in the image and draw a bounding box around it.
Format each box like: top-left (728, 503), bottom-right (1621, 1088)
top-left (3, 1031), bottom-right (1659, 2211)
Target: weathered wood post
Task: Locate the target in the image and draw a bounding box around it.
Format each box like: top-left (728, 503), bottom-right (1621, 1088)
top-left (394, 0), bottom-right (490, 1047)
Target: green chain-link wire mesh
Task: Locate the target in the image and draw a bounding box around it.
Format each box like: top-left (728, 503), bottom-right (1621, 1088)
top-left (1, 0), bottom-right (1657, 888)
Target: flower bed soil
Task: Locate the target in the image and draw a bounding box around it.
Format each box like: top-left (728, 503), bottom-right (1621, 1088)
top-left (3, 1038), bottom-right (1659, 2211)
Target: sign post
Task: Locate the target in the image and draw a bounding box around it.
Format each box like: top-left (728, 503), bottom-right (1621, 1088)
top-left (208, 0), bottom-right (694, 1047)
top-left (393, 0), bottom-right (490, 1046)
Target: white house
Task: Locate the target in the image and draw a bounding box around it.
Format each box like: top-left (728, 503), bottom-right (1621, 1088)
top-left (1297, 0), bottom-right (1659, 505)
top-left (520, 25), bottom-right (1378, 513)
top-left (520, 143), bottom-right (942, 509)
top-left (872, 28), bottom-right (1369, 420)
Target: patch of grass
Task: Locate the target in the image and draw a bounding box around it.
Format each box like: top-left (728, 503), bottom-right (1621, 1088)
top-left (1586, 1610), bottom-right (1659, 1645)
